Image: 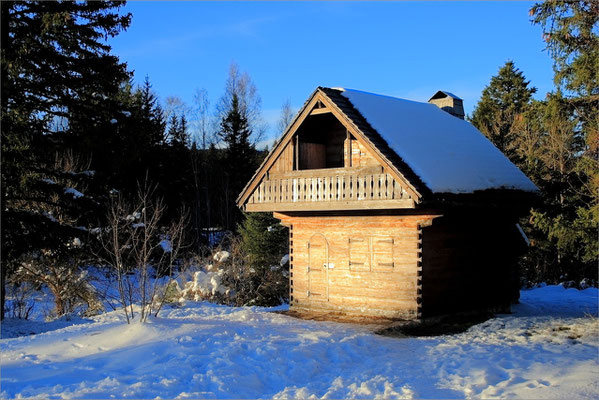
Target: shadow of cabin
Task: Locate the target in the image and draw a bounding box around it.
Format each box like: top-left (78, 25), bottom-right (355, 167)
top-left (237, 87), bottom-right (538, 321)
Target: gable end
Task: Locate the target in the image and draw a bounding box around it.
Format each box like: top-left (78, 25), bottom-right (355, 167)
top-left (237, 88), bottom-right (425, 211)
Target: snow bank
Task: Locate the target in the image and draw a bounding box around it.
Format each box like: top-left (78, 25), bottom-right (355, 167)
top-left (180, 269), bottom-right (229, 299)
top-left (1, 285), bottom-right (597, 399)
top-left (340, 89), bottom-right (539, 194)
top-left (213, 250), bottom-right (230, 263)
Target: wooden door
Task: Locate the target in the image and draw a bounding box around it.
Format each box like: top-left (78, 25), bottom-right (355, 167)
top-left (308, 234), bottom-right (329, 301)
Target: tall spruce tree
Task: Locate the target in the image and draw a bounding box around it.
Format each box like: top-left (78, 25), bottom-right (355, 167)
top-left (1, 1), bottom-right (131, 318)
top-left (217, 94), bottom-right (258, 230)
top-left (528, 0), bottom-right (599, 278)
top-left (470, 61), bottom-right (537, 162)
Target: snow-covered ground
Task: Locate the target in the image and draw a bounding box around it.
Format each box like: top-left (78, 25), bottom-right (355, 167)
top-left (1, 285), bottom-right (597, 399)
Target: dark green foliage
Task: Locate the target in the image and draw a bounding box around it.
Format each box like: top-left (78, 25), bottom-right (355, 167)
top-left (531, 0), bottom-right (599, 98)
top-left (1, 1), bottom-right (131, 318)
top-left (470, 61), bottom-right (537, 161)
top-left (239, 213), bottom-right (289, 270)
top-left (216, 94), bottom-right (261, 230)
top-left (167, 113), bottom-right (190, 148)
top-left (469, 2), bottom-right (598, 284)
top-left (524, 0), bottom-right (598, 283)
top-left (237, 212), bottom-right (289, 305)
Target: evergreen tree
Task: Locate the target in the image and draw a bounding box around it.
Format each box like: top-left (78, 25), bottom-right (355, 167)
top-left (216, 62), bottom-right (264, 144)
top-left (168, 114), bottom-right (190, 148)
top-left (470, 61), bottom-right (537, 161)
top-left (1, 1), bottom-right (131, 318)
top-left (217, 94), bottom-right (259, 230)
top-left (136, 77), bottom-right (167, 148)
top-left (528, 0), bottom-right (599, 279)
top-left (238, 212), bottom-right (289, 305)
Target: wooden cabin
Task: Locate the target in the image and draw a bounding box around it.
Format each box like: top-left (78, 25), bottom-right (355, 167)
top-left (237, 87), bottom-right (538, 320)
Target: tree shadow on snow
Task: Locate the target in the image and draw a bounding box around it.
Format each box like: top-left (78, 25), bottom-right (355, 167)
top-left (1, 317), bottom-right (95, 339)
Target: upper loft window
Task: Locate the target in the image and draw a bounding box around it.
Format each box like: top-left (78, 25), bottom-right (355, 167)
top-left (295, 113), bottom-right (346, 170)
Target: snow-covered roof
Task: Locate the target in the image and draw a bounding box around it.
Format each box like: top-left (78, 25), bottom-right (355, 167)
top-left (339, 88), bottom-right (538, 194)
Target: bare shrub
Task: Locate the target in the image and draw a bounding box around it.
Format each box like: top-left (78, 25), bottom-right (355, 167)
top-left (4, 280), bottom-right (37, 320)
top-left (98, 183), bottom-right (187, 323)
top-left (14, 251), bottom-right (101, 318)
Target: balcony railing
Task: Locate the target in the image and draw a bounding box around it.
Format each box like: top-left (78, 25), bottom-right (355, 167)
top-left (244, 166), bottom-right (414, 212)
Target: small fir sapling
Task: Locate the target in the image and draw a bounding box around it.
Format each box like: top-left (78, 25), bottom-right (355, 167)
top-left (235, 212), bottom-right (289, 306)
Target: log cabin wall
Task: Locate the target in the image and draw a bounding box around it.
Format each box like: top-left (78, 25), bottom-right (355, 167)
top-left (277, 213), bottom-right (438, 319)
top-left (421, 214), bottom-right (523, 317)
top-left (349, 138), bottom-right (379, 167)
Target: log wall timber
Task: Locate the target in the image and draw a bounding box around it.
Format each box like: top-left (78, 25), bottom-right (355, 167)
top-left (351, 139), bottom-right (379, 167)
top-left (276, 214), bottom-right (438, 319)
top-left (245, 166), bottom-right (414, 212)
top-left (421, 215), bottom-right (524, 317)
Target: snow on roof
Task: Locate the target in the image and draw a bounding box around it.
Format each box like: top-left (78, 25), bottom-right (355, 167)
top-left (340, 88), bottom-right (538, 194)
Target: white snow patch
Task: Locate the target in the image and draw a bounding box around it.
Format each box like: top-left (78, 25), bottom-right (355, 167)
top-left (340, 89), bottom-right (539, 194)
top-left (280, 254), bottom-right (290, 266)
top-left (1, 285), bottom-right (596, 399)
top-left (41, 178), bottom-right (56, 185)
top-left (181, 270), bottom-right (228, 298)
top-left (126, 212), bottom-right (141, 221)
top-left (64, 187), bottom-right (84, 199)
top-left (213, 251), bottom-right (230, 263)
top-left (160, 239), bottom-right (172, 253)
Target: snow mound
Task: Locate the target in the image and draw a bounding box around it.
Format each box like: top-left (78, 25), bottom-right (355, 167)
top-left (180, 270), bottom-right (229, 299)
top-left (213, 251), bottom-right (230, 263)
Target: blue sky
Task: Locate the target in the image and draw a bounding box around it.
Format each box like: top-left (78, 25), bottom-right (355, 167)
top-left (110, 1), bottom-right (555, 146)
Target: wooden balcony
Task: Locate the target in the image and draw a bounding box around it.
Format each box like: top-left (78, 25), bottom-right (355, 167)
top-left (244, 166), bottom-right (415, 212)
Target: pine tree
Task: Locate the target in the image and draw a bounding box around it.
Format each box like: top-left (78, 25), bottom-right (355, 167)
top-left (1, 1), bottom-right (131, 318)
top-left (470, 61), bottom-right (537, 162)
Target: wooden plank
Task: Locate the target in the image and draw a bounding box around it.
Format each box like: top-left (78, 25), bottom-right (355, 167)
top-left (310, 107), bottom-right (332, 115)
top-left (245, 198), bottom-right (415, 212)
top-left (269, 165), bottom-right (383, 179)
